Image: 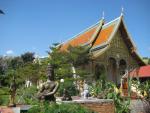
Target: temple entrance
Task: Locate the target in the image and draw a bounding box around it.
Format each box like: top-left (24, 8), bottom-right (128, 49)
top-left (118, 59), bottom-right (127, 84)
top-left (94, 64), bottom-right (106, 80)
top-left (108, 57), bottom-right (117, 84)
top-left (119, 59), bottom-right (127, 75)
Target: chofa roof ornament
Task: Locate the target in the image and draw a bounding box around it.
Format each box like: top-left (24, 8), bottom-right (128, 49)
top-left (121, 6), bottom-right (124, 17)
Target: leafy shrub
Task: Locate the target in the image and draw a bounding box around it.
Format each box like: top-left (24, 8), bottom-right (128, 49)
top-left (0, 87), bottom-right (10, 105)
top-left (139, 80), bottom-right (150, 99)
top-left (105, 83), bottom-right (130, 113)
top-left (0, 87), bottom-right (9, 95)
top-left (28, 102), bottom-right (96, 113)
top-left (0, 95), bottom-right (9, 105)
top-left (89, 81), bottom-right (130, 113)
top-left (17, 85), bottom-right (38, 104)
top-left (57, 79), bottom-right (79, 96)
top-left (89, 80), bottom-right (102, 97)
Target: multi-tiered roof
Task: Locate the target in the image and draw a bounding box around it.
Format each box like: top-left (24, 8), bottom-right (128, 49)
top-left (60, 15), bottom-right (145, 66)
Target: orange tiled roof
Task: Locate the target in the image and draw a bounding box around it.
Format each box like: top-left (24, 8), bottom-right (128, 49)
top-left (92, 24), bottom-right (115, 47)
top-left (60, 18), bottom-right (118, 51)
top-left (60, 26), bottom-right (97, 51)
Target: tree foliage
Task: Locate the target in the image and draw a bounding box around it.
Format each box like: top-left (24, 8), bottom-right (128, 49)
top-left (67, 45), bottom-right (91, 67)
top-left (148, 58), bottom-right (150, 64)
top-left (47, 44), bottom-right (91, 80)
top-left (0, 52), bottom-right (48, 87)
top-left (21, 52), bottom-right (35, 63)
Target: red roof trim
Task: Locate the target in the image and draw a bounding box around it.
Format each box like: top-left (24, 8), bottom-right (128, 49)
top-left (129, 65), bottom-right (150, 78)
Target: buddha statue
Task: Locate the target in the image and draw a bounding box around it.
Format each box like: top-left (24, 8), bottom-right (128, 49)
top-left (37, 64), bottom-right (59, 102)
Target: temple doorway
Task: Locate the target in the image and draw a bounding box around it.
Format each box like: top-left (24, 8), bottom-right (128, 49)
top-left (118, 59), bottom-right (127, 84)
top-left (94, 64), bottom-right (106, 80)
top-left (108, 57), bottom-right (117, 84)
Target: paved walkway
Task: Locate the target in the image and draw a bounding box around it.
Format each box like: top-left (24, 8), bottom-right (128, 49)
top-left (130, 99), bottom-right (150, 113)
top-left (0, 107), bottom-right (14, 113)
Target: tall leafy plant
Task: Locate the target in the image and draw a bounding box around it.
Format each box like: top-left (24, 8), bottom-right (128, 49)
top-left (47, 44), bottom-right (91, 79)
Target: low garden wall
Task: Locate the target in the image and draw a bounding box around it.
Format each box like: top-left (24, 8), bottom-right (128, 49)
top-left (61, 98), bottom-right (115, 113)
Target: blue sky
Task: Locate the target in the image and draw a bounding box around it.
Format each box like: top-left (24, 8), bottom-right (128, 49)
top-left (0, 0), bottom-right (150, 57)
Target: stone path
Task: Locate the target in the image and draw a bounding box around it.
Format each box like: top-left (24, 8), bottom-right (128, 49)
top-left (130, 99), bottom-right (150, 113)
top-left (0, 107), bottom-right (14, 113)
top-left (0, 107), bottom-right (20, 113)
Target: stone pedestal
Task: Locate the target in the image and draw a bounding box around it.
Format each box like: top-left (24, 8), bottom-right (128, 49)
top-left (59, 98), bottom-right (115, 113)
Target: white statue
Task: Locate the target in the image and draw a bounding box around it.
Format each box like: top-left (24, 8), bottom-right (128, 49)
top-left (81, 80), bottom-right (89, 99)
top-left (25, 79), bottom-right (32, 88)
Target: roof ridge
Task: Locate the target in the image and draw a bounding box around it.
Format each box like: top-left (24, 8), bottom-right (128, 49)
top-left (90, 16), bottom-right (121, 51)
top-left (102, 16), bottom-right (120, 28)
top-left (87, 19), bottom-right (104, 47)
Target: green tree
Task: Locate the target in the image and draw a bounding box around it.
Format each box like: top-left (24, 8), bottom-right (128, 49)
top-left (0, 56), bottom-right (11, 86)
top-left (66, 45), bottom-right (91, 79)
top-left (67, 45), bottom-right (91, 66)
top-left (148, 58), bottom-right (150, 64)
top-left (47, 43), bottom-right (72, 79)
top-left (48, 44), bottom-right (91, 80)
top-left (0, 57), bottom-right (6, 86)
top-left (9, 56), bottom-right (23, 69)
top-left (0, 57), bottom-right (7, 75)
top-left (21, 52), bottom-right (35, 63)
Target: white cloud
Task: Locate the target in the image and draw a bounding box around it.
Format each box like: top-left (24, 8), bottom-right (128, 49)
top-left (34, 54), bottom-right (39, 58)
top-left (6, 50), bottom-right (14, 55)
top-left (34, 54), bottom-right (48, 58)
top-left (40, 55), bottom-right (48, 58)
top-left (32, 47), bottom-right (37, 50)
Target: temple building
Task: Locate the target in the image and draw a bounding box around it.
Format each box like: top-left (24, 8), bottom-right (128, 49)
top-left (60, 14), bottom-right (145, 84)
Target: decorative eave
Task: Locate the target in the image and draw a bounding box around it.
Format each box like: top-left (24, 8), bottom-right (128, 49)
top-left (118, 16), bottom-right (146, 66)
top-left (91, 16), bottom-right (122, 58)
top-left (84, 19), bottom-right (105, 47)
top-left (91, 15), bottom-right (145, 66)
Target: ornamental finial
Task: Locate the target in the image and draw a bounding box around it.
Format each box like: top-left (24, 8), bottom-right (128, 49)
top-left (121, 6), bottom-right (124, 16)
top-left (102, 11), bottom-right (105, 19)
